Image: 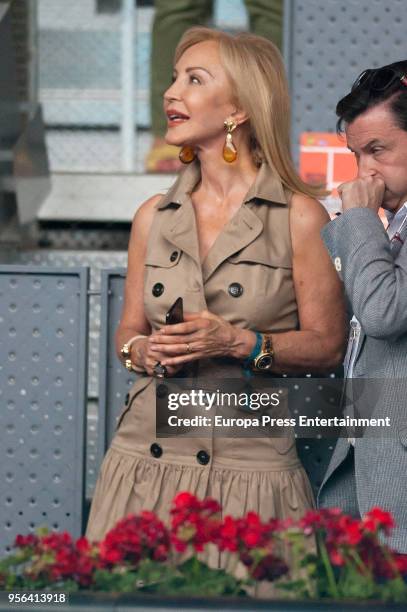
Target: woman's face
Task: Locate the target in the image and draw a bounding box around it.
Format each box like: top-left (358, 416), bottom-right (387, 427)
top-left (163, 40), bottom-right (236, 148)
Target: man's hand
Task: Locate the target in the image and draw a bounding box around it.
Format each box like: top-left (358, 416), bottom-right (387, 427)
top-left (338, 176), bottom-right (385, 213)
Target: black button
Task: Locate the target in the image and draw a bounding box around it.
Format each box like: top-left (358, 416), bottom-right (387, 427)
top-left (124, 393), bottom-right (130, 406)
top-left (170, 251), bottom-right (178, 262)
top-left (228, 282), bottom-right (243, 298)
top-left (196, 450), bottom-right (210, 465)
top-left (156, 384), bottom-right (168, 398)
top-left (150, 443), bottom-right (163, 458)
top-left (152, 282), bottom-right (164, 297)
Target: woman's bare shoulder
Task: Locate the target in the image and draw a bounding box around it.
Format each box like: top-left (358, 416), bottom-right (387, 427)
top-left (133, 193), bottom-right (164, 220)
top-left (289, 192), bottom-right (330, 231)
top-left (130, 193), bottom-right (164, 238)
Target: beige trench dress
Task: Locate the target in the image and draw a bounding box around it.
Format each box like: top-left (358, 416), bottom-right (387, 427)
top-left (86, 161), bottom-right (315, 546)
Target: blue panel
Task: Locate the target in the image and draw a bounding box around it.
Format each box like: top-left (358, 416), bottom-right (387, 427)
top-left (0, 266), bottom-right (89, 556)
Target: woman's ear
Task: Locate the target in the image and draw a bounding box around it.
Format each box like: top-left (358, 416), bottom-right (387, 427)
top-left (231, 108), bottom-right (250, 128)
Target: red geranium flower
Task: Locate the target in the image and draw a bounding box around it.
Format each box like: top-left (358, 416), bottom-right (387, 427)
top-left (363, 508), bottom-right (395, 535)
top-left (394, 554), bottom-right (407, 577)
top-left (170, 492), bottom-right (221, 553)
top-left (14, 534), bottom-right (39, 549)
top-left (100, 511), bottom-right (170, 567)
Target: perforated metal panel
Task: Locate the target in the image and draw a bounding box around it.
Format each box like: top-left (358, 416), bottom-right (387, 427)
top-left (0, 250), bottom-right (128, 498)
top-left (296, 439), bottom-right (334, 495)
top-left (284, 0), bottom-right (407, 162)
top-left (97, 269), bottom-right (136, 468)
top-left (1, 250), bottom-right (128, 397)
top-left (0, 265), bottom-right (89, 555)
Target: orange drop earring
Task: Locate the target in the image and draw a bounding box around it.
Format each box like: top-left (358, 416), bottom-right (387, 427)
top-left (223, 119), bottom-right (237, 162)
top-left (179, 145), bottom-right (196, 164)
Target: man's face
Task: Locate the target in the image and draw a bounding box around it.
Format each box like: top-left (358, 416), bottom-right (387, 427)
top-left (346, 102), bottom-right (407, 212)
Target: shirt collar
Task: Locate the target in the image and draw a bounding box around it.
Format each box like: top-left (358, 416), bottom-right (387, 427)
top-left (157, 160), bottom-right (288, 210)
top-left (384, 201), bottom-right (407, 224)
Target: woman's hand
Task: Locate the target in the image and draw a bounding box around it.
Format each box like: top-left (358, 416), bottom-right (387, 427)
top-left (134, 337), bottom-right (182, 377)
top-left (148, 310), bottom-right (256, 366)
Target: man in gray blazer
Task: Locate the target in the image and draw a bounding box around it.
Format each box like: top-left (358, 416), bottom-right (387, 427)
top-left (318, 60), bottom-right (407, 552)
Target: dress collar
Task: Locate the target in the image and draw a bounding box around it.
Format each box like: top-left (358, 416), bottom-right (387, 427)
top-left (157, 160), bottom-right (288, 210)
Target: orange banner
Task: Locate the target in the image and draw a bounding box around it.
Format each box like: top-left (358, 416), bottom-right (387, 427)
top-left (299, 132), bottom-right (357, 195)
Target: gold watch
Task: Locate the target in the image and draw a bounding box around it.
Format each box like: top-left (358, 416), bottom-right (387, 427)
top-left (252, 334), bottom-right (274, 371)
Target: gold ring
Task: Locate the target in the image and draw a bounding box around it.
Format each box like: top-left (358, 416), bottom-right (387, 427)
top-left (186, 343), bottom-right (191, 353)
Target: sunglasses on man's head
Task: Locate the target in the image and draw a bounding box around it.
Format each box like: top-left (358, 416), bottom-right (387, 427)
top-left (351, 67), bottom-right (407, 92)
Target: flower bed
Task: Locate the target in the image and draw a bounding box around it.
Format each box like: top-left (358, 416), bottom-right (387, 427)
top-left (1, 493), bottom-right (407, 606)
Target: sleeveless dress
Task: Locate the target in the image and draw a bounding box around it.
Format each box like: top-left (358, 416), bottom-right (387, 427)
top-left (86, 161), bottom-right (315, 544)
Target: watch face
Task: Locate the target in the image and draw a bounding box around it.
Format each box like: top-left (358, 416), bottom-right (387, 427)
top-left (256, 355), bottom-right (273, 370)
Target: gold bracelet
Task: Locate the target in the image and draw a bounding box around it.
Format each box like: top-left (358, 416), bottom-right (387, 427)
top-left (120, 335), bottom-right (147, 372)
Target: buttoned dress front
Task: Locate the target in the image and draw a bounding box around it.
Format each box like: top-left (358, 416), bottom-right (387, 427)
top-left (86, 162), bottom-right (314, 545)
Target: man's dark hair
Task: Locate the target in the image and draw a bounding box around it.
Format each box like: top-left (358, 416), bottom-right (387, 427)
top-left (336, 60), bottom-right (407, 133)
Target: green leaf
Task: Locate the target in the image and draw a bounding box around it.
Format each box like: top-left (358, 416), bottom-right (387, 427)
top-left (337, 569), bottom-right (377, 600)
top-left (93, 569), bottom-right (140, 593)
top-left (379, 578), bottom-right (407, 603)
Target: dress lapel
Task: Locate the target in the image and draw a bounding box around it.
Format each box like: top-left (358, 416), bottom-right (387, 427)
top-left (157, 162), bottom-right (201, 266)
top-left (160, 202), bottom-right (201, 266)
top-left (202, 205), bottom-right (264, 282)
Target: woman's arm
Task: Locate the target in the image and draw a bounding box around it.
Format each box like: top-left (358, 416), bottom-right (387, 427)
top-left (115, 194), bottom-right (181, 375)
top-left (268, 193), bottom-right (347, 373)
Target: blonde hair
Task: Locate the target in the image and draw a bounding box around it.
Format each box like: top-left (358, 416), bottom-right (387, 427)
top-left (175, 27), bottom-right (325, 199)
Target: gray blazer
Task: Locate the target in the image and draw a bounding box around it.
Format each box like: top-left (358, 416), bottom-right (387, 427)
top-left (318, 207), bottom-right (407, 553)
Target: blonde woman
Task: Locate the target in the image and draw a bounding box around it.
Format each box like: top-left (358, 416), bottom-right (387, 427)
top-left (87, 28), bottom-right (346, 546)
